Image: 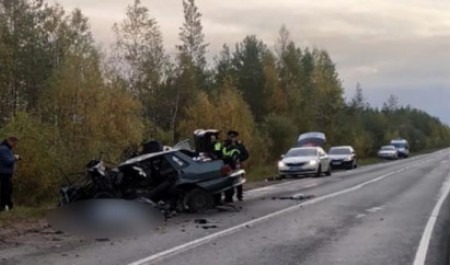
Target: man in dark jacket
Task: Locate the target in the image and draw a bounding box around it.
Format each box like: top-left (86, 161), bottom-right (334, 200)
top-left (0, 136), bottom-right (19, 211)
top-left (222, 130), bottom-right (245, 202)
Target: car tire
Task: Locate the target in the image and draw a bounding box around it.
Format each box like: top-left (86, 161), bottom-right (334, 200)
top-left (315, 165), bottom-right (322, 178)
top-left (184, 188), bottom-right (214, 213)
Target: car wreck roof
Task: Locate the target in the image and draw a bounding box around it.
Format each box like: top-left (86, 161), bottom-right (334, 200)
top-left (119, 149), bottom-right (179, 166)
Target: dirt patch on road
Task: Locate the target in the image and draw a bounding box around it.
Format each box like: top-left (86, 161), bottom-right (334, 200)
top-left (0, 218), bottom-right (81, 251)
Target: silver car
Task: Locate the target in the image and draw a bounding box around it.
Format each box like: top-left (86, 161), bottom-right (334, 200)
top-left (278, 147), bottom-right (332, 178)
top-left (377, 145), bottom-right (399, 160)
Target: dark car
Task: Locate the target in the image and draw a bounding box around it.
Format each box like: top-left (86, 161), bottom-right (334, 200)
top-left (59, 149), bottom-right (245, 213)
top-left (328, 146), bottom-right (357, 170)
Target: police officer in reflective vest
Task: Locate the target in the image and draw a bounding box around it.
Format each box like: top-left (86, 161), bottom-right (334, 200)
top-left (223, 130), bottom-right (243, 202)
top-left (209, 134), bottom-right (223, 160)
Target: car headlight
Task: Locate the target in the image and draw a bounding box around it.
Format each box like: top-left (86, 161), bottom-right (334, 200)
top-left (309, 160), bottom-right (318, 166)
top-left (278, 161), bottom-right (286, 168)
top-left (344, 156), bottom-right (352, 161)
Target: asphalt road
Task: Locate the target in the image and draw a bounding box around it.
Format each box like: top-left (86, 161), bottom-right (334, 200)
top-left (2, 149), bottom-right (450, 265)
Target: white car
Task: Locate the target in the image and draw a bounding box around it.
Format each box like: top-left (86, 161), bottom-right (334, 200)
top-left (278, 147), bottom-right (332, 178)
top-left (390, 138), bottom-right (410, 158)
top-left (377, 145), bottom-right (399, 160)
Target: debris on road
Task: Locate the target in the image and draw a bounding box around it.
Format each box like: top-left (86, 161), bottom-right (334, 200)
top-left (265, 176), bottom-right (284, 182)
top-left (95, 238), bottom-right (110, 242)
top-left (202, 225), bottom-right (218, 229)
top-left (194, 219), bottom-right (208, 224)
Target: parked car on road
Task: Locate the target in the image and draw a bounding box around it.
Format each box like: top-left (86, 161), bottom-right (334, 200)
top-left (390, 138), bottom-right (410, 158)
top-left (377, 145), bottom-right (399, 160)
top-left (329, 146), bottom-right (357, 169)
top-left (278, 147), bottom-right (331, 178)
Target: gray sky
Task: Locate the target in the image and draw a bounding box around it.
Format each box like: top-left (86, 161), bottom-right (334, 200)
top-left (56, 0), bottom-right (450, 124)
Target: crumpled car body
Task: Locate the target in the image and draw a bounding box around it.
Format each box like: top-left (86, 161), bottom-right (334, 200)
top-left (59, 149), bottom-right (246, 213)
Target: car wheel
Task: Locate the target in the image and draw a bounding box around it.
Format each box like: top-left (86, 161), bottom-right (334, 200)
top-left (315, 165), bottom-right (322, 177)
top-left (184, 188), bottom-right (214, 213)
top-left (325, 165), bottom-right (332, 176)
top-left (348, 161), bottom-right (356, 170)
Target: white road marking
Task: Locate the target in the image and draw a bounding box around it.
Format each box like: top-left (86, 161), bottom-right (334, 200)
top-left (366, 206), bottom-right (384, 213)
top-left (412, 172), bottom-right (450, 265)
top-left (128, 158), bottom-right (436, 265)
top-left (356, 214), bottom-right (366, 219)
top-left (304, 183), bottom-right (319, 188)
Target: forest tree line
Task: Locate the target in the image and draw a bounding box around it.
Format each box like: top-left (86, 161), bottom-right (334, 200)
top-left (1, 0), bottom-right (449, 205)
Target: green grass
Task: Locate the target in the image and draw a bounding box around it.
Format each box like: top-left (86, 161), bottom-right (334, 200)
top-left (246, 165), bottom-right (277, 182)
top-left (358, 157), bottom-right (384, 166)
top-left (0, 205), bottom-right (50, 227)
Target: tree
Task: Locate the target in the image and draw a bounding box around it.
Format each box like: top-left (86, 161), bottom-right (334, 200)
top-left (312, 49), bottom-right (345, 142)
top-left (215, 44), bottom-right (234, 87)
top-left (178, 90), bottom-right (216, 136)
top-left (263, 52), bottom-right (287, 114)
top-left (276, 28), bottom-right (303, 121)
top-left (265, 114), bottom-right (297, 161)
top-left (170, 0), bottom-right (209, 142)
top-left (232, 35), bottom-right (267, 121)
top-left (0, 0), bottom-right (52, 118)
top-left (275, 25), bottom-right (290, 58)
top-left (112, 0), bottom-right (168, 124)
top-left (39, 52), bottom-right (143, 172)
top-left (349, 82), bottom-right (369, 112)
top-left (383, 94), bottom-right (399, 112)
top-left (215, 78), bottom-right (268, 166)
top-left (177, 0), bottom-right (208, 70)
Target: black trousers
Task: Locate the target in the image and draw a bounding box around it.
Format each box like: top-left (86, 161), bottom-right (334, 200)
top-left (224, 185), bottom-right (243, 202)
top-left (0, 174), bottom-right (13, 210)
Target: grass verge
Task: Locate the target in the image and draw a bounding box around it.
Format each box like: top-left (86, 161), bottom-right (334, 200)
top-left (246, 165), bottom-right (277, 182)
top-left (0, 205), bottom-right (50, 228)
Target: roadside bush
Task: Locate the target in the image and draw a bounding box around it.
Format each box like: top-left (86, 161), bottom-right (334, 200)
top-left (0, 112), bottom-right (60, 205)
top-left (265, 114), bottom-right (297, 161)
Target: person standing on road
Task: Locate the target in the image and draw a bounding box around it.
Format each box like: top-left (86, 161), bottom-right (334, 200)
top-left (235, 134), bottom-right (249, 201)
top-left (0, 136), bottom-right (19, 212)
top-left (222, 131), bottom-right (243, 203)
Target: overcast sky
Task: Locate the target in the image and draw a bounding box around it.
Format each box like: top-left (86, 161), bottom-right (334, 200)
top-left (56, 0), bottom-right (450, 124)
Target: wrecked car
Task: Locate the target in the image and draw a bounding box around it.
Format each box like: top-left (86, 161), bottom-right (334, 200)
top-left (59, 147), bottom-right (246, 213)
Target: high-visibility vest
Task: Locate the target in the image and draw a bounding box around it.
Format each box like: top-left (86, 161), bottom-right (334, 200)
top-left (223, 147), bottom-right (240, 158)
top-left (214, 142), bottom-right (222, 152)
